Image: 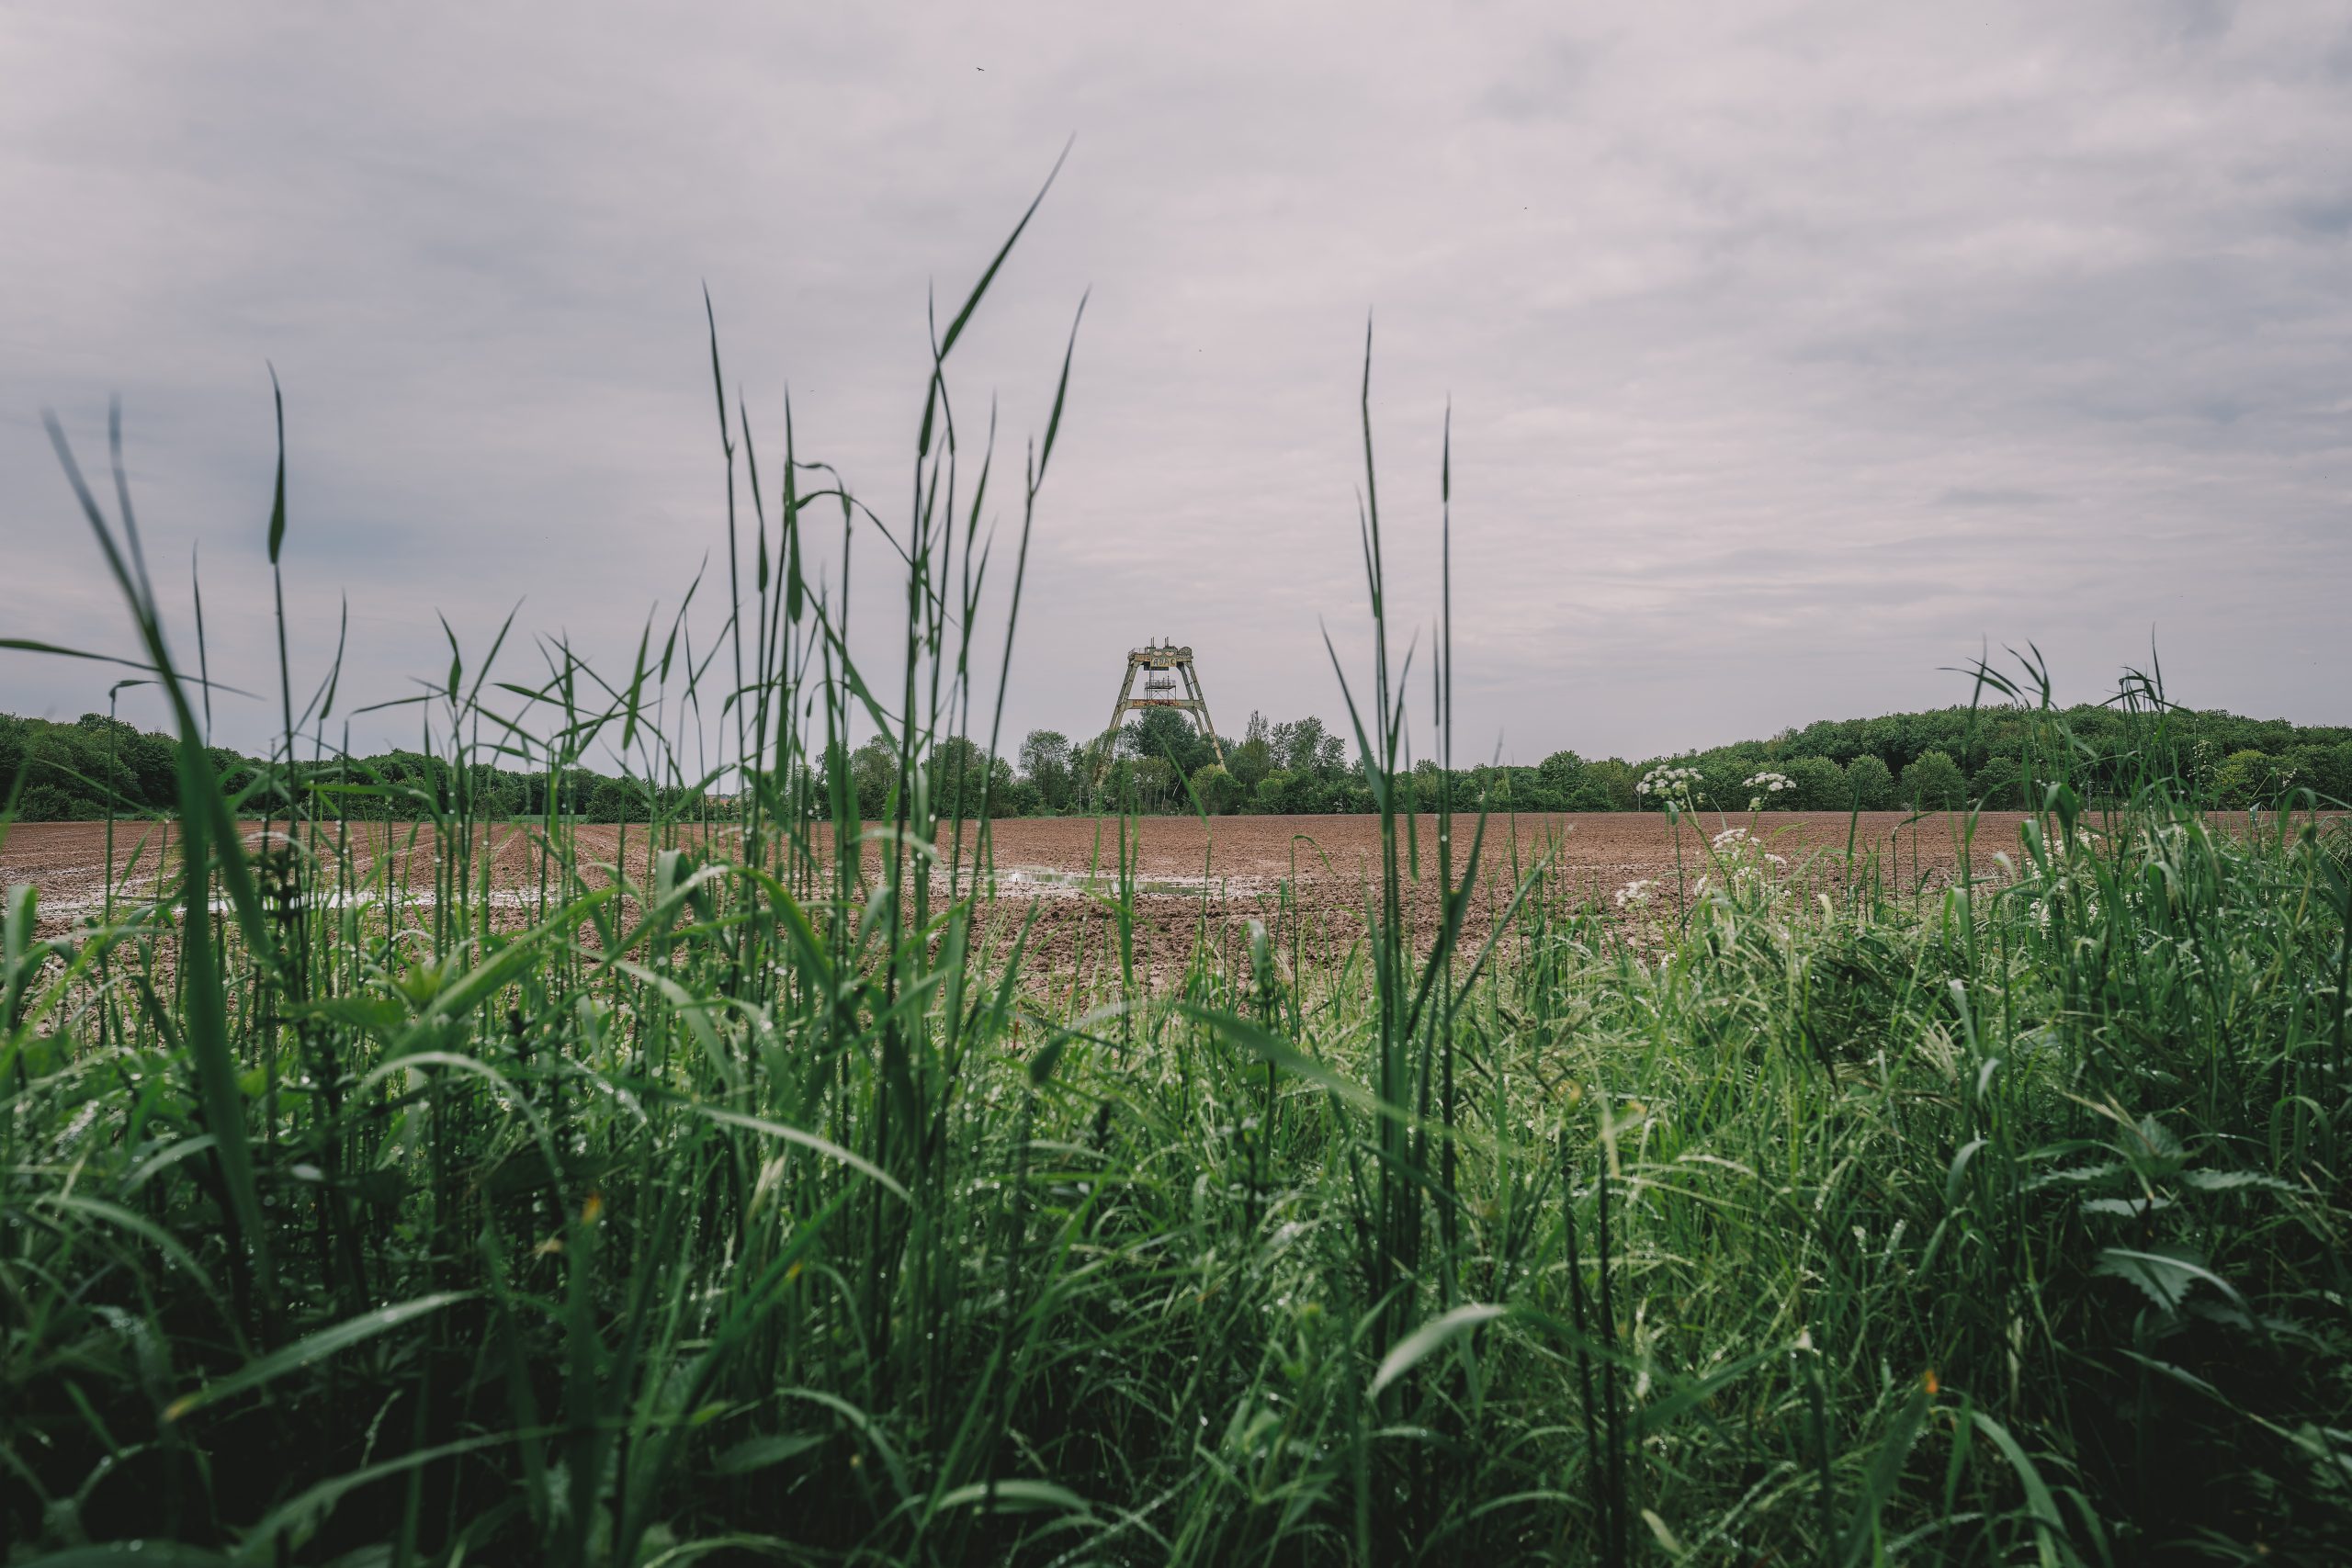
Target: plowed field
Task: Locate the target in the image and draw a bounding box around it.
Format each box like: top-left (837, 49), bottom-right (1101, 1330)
top-left (7, 811), bottom-right (2051, 986)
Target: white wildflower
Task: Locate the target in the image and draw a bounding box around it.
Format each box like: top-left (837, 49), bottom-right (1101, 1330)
top-left (1637, 764), bottom-right (1704, 808)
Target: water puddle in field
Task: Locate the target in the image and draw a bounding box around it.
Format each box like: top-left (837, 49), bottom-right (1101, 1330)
top-left (24, 865), bottom-right (1285, 937)
top-left (978, 865), bottom-right (1275, 900)
top-left (32, 886), bottom-right (572, 925)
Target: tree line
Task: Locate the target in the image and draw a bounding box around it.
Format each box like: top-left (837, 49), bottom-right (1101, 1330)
top-left (7, 699), bottom-right (2348, 823)
top-left (0, 712), bottom-right (698, 824)
top-left (1004, 698), bottom-right (2352, 817)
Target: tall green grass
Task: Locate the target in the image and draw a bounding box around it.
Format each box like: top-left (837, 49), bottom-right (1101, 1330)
top-left (4, 197), bottom-right (2349, 1564)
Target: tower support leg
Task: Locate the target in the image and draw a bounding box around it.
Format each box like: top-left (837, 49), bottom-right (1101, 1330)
top-left (1182, 661), bottom-right (1227, 768)
top-left (1091, 658), bottom-right (1141, 792)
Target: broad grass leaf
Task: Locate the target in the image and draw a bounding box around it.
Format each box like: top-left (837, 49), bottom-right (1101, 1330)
top-left (17, 1547), bottom-right (233, 1566)
top-left (923, 1478), bottom-right (1089, 1516)
top-left (241, 1429), bottom-right (527, 1556)
top-left (613, 958), bottom-right (733, 1089)
top-left (715, 1431), bottom-right (827, 1474)
top-left (1371, 1303), bottom-right (1506, 1398)
top-left (690, 1104), bottom-right (907, 1200)
top-left (165, 1291), bottom-right (471, 1421)
top-left (1182, 1004), bottom-right (1396, 1125)
top-left (120, 1134), bottom-right (220, 1196)
top-left (1640, 1508), bottom-right (1685, 1556)
top-left (37, 1194), bottom-right (229, 1323)
top-left (265, 367), bottom-right (287, 563)
top-left (1967, 1412), bottom-right (2079, 1568)
top-left (1943, 1136), bottom-right (1988, 1206)
top-left (1841, 1380), bottom-right (1931, 1568)
top-left (1631, 1343), bottom-right (1782, 1438)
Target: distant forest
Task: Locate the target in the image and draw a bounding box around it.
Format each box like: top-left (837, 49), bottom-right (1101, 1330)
top-left (1039, 702), bottom-right (2352, 818)
top-left (0, 712), bottom-right (687, 826)
top-left (5, 700), bottom-right (2348, 824)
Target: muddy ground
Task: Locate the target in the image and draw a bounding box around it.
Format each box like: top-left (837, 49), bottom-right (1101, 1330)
top-left (6, 811), bottom-right (2064, 986)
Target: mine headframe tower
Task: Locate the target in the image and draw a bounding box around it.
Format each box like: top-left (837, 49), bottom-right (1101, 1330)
top-left (1091, 638), bottom-right (1225, 789)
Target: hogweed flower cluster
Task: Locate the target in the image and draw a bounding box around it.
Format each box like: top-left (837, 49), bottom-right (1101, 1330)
top-left (1637, 764), bottom-right (1702, 808)
top-left (1696, 817), bottom-right (1800, 912)
top-left (1613, 877), bottom-right (1657, 910)
top-left (1744, 771), bottom-right (1794, 811)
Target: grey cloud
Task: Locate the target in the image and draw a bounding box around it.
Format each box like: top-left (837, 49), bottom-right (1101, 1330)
top-left (2, 1), bottom-right (2346, 767)
top-left (1936, 489), bottom-right (2058, 508)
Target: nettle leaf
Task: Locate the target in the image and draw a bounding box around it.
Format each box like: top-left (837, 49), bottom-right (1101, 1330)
top-left (2080, 1195), bottom-right (2170, 1219)
top-left (2187, 1301), bottom-right (2324, 1348)
top-left (2095, 1245), bottom-right (2215, 1314)
top-left (2127, 1115), bottom-right (2186, 1177)
top-left (2026, 1161), bottom-right (2125, 1190)
top-left (2179, 1168), bottom-right (2299, 1195)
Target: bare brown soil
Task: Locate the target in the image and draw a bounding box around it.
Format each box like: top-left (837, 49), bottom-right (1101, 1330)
top-left (5, 812), bottom-right (2056, 987)
top-left (950, 811), bottom-right (2034, 985)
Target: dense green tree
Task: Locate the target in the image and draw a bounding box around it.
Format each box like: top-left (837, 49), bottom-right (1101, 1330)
top-left (2280, 742), bottom-right (2352, 807)
top-left (1969, 756), bottom-right (2025, 809)
top-left (1228, 712), bottom-right (1275, 793)
top-left (1582, 758), bottom-right (1639, 811)
top-left (1019, 729), bottom-right (1076, 810)
top-left (1537, 748), bottom-right (1585, 789)
top-left (1122, 708), bottom-right (1214, 780)
top-left (1254, 771), bottom-right (1318, 814)
top-left (1128, 756), bottom-right (1179, 811)
top-left (2211, 750), bottom-right (2282, 809)
top-left (1696, 754), bottom-right (1759, 811)
top-left (1901, 749), bottom-right (1967, 809)
top-left (849, 735), bottom-right (899, 820)
top-left (932, 736), bottom-right (1017, 820)
top-left (1270, 716), bottom-right (1345, 778)
top-left (1190, 762), bottom-right (1242, 815)
top-left (1069, 735), bottom-right (1116, 801)
top-left (585, 775), bottom-right (648, 823)
top-left (1845, 754), bottom-right (1895, 810)
top-left (0, 712), bottom-right (177, 818)
top-left (1538, 749), bottom-right (1624, 809)
top-left (1091, 754), bottom-right (1135, 806)
top-left (1784, 756), bottom-right (1848, 811)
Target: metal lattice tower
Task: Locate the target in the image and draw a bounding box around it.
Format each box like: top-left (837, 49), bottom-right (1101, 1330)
top-left (1091, 637), bottom-right (1225, 787)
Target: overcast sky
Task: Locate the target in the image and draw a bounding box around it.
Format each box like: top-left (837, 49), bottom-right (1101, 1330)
top-left (5, 2), bottom-right (2348, 771)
